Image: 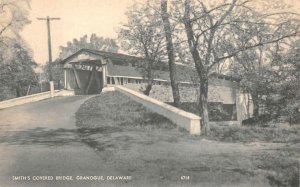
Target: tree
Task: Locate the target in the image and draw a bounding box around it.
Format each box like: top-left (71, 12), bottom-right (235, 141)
top-left (42, 59), bottom-right (64, 90)
top-left (171, 0), bottom-right (300, 134)
top-left (0, 0), bottom-right (35, 100)
top-left (0, 0), bottom-right (30, 42)
top-left (59, 34), bottom-right (119, 59)
top-left (118, 1), bottom-right (167, 95)
top-left (0, 40), bottom-right (37, 99)
top-left (226, 1), bottom-right (300, 119)
top-left (275, 39), bottom-right (300, 124)
top-left (228, 27), bottom-right (276, 118)
top-left (161, 0), bottom-right (181, 106)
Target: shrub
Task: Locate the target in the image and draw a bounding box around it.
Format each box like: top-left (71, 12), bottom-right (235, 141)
top-left (208, 125), bottom-right (300, 143)
top-left (242, 114), bottom-right (272, 127)
top-left (167, 102), bottom-right (237, 121)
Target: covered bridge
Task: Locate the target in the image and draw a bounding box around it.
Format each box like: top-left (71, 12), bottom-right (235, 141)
top-left (60, 49), bottom-right (250, 122)
top-left (60, 48), bottom-right (240, 95)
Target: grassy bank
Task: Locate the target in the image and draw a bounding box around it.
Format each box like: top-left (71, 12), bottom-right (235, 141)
top-left (208, 125), bottom-right (300, 143)
top-left (168, 102), bottom-right (300, 143)
top-left (75, 91), bottom-right (299, 186)
top-left (76, 91), bottom-right (178, 131)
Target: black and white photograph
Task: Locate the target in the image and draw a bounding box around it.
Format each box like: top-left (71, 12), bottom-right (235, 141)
top-left (0, 0), bottom-right (299, 186)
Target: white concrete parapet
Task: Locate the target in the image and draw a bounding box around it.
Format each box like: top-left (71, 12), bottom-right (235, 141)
top-left (0, 90), bottom-right (63, 109)
top-left (113, 85), bottom-right (201, 135)
top-left (55, 90), bottom-right (75, 97)
top-left (102, 86), bottom-right (116, 92)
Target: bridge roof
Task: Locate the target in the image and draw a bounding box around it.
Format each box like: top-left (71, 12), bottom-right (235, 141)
top-left (60, 48), bottom-right (240, 83)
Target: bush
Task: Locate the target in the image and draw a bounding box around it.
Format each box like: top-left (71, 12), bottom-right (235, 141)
top-left (167, 102), bottom-right (237, 121)
top-left (242, 114), bottom-right (272, 127)
top-left (207, 125), bottom-right (300, 143)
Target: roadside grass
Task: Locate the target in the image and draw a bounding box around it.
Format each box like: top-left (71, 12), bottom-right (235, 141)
top-left (252, 151), bottom-right (299, 187)
top-left (75, 91), bottom-right (299, 187)
top-left (208, 125), bottom-right (300, 143)
top-left (170, 101), bottom-right (300, 143)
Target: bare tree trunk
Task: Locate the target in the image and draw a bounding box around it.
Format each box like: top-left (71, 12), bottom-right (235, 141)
top-left (26, 83), bottom-right (31, 96)
top-left (247, 93), bottom-right (251, 118)
top-left (161, 0), bottom-right (180, 107)
top-left (199, 78), bottom-right (210, 134)
top-left (252, 94), bottom-right (260, 119)
top-left (144, 83), bottom-right (152, 96)
top-left (16, 83), bottom-right (22, 97)
top-left (143, 57), bottom-right (154, 96)
top-left (183, 0), bottom-right (210, 134)
top-left (58, 80), bottom-right (61, 90)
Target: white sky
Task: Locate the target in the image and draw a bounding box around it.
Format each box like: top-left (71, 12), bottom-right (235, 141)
top-left (21, 0), bottom-right (135, 64)
top-left (21, 0), bottom-right (300, 65)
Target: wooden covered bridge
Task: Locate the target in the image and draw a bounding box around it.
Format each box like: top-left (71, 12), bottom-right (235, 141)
top-left (60, 48), bottom-right (145, 94)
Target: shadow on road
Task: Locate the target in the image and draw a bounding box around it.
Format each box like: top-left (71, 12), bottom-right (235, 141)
top-left (0, 128), bottom-right (81, 146)
top-left (0, 126), bottom-right (123, 148)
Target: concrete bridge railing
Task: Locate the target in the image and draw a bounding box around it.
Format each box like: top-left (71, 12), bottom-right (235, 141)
top-left (0, 90), bottom-right (75, 110)
top-left (105, 86), bottom-right (201, 135)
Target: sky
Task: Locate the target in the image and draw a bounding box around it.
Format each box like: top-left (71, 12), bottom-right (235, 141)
top-left (21, 0), bottom-right (300, 65)
top-left (21, 0), bottom-right (135, 64)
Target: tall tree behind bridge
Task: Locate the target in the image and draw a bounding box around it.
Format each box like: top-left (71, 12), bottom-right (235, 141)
top-left (59, 34), bottom-right (119, 59)
top-left (161, 0), bottom-right (181, 106)
top-left (272, 39), bottom-right (300, 124)
top-left (170, 0), bottom-right (300, 134)
top-left (118, 1), bottom-right (167, 96)
top-left (226, 0), bottom-right (300, 120)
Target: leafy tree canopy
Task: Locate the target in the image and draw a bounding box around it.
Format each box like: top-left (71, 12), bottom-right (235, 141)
top-left (0, 0), bottom-right (36, 100)
top-left (59, 34), bottom-right (119, 59)
top-left (0, 0), bottom-right (31, 42)
top-left (0, 38), bottom-right (37, 99)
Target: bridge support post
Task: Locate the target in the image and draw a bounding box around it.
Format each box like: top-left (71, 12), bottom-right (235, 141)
top-left (50, 81), bottom-right (54, 98)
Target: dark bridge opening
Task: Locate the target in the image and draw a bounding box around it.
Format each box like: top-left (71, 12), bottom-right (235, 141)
top-left (65, 60), bottom-right (104, 95)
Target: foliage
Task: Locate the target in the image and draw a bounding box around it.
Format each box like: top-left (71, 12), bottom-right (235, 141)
top-left (229, 19), bottom-right (300, 118)
top-left (59, 34), bottom-right (119, 59)
top-left (0, 0), bottom-right (36, 100)
top-left (118, 0), bottom-right (300, 134)
top-left (273, 40), bottom-right (300, 123)
top-left (168, 102), bottom-right (236, 121)
top-left (0, 0), bottom-right (31, 40)
top-left (118, 1), bottom-right (167, 95)
top-left (0, 39), bottom-right (38, 100)
top-left (233, 37), bottom-right (300, 123)
top-left (168, 0), bottom-right (299, 134)
top-left (42, 59), bottom-right (64, 89)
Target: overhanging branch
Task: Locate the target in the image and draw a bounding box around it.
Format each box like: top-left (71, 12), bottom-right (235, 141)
top-left (211, 31), bottom-right (299, 68)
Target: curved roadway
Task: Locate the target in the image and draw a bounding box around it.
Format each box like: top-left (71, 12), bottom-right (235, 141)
top-left (0, 96), bottom-right (122, 187)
